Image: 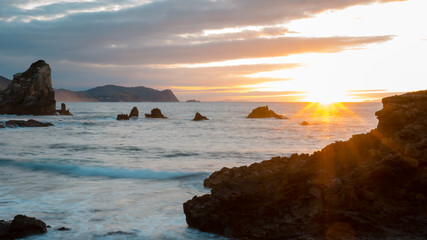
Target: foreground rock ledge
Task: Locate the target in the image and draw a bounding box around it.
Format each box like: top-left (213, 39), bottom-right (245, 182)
top-left (0, 215), bottom-right (47, 239)
top-left (184, 90), bottom-right (427, 239)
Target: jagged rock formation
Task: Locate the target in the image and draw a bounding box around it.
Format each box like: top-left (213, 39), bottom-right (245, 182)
top-left (184, 90), bottom-right (427, 239)
top-left (129, 106), bottom-right (139, 118)
top-left (192, 112), bottom-right (209, 121)
top-left (247, 106), bottom-right (288, 119)
top-left (0, 215), bottom-right (47, 239)
top-left (116, 106), bottom-right (139, 120)
top-left (145, 108), bottom-right (167, 118)
top-left (0, 60), bottom-right (56, 115)
top-left (0, 119), bottom-right (53, 128)
top-left (56, 103), bottom-right (73, 116)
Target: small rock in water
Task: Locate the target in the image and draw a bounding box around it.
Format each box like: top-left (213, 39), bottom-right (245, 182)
top-left (1, 119), bottom-right (53, 128)
top-left (192, 112), bottom-right (209, 121)
top-left (56, 103), bottom-right (73, 116)
top-left (117, 106), bottom-right (139, 120)
top-left (56, 227), bottom-right (71, 231)
top-left (247, 106), bottom-right (287, 119)
top-left (301, 121), bottom-right (309, 125)
top-left (0, 215), bottom-right (47, 239)
top-left (145, 108), bottom-right (167, 118)
top-left (129, 106), bottom-right (139, 118)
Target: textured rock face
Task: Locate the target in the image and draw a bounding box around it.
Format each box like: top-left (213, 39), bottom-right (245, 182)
top-left (0, 60), bottom-right (56, 115)
top-left (0, 215), bottom-right (47, 239)
top-left (192, 112), bottom-right (209, 121)
top-left (145, 108), bottom-right (167, 118)
top-left (247, 106), bottom-right (287, 119)
top-left (184, 90), bottom-right (427, 239)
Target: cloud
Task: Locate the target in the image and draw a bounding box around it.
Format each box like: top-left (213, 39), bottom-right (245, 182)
top-left (0, 0), bottom-right (402, 99)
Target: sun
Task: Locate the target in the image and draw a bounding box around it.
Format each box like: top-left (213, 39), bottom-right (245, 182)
top-left (304, 89), bottom-right (352, 104)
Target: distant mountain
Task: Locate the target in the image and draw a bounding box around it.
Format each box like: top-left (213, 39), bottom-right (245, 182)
top-left (55, 85), bottom-right (179, 102)
top-left (0, 76), bottom-right (10, 91)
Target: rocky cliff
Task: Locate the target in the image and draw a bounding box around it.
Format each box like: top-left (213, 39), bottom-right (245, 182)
top-left (184, 90), bottom-right (427, 239)
top-left (0, 60), bottom-right (56, 115)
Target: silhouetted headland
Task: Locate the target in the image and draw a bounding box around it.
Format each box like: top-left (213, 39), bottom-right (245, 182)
top-left (247, 106), bottom-right (288, 119)
top-left (184, 90), bottom-right (427, 239)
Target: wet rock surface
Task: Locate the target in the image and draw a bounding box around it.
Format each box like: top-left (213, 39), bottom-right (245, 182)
top-left (184, 90), bottom-right (427, 239)
top-left (247, 106), bottom-right (287, 119)
top-left (145, 108), bottom-right (167, 118)
top-left (0, 215), bottom-right (47, 239)
top-left (192, 112), bottom-right (209, 121)
top-left (0, 119), bottom-right (53, 128)
top-left (0, 60), bottom-right (56, 115)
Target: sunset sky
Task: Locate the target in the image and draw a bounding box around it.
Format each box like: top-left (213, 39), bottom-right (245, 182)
top-left (1, 0), bottom-right (426, 102)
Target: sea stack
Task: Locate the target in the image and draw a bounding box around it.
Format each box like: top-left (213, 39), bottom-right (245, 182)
top-left (247, 106), bottom-right (287, 119)
top-left (192, 112), bottom-right (209, 121)
top-left (145, 108), bottom-right (167, 118)
top-left (0, 60), bottom-right (56, 115)
top-left (116, 106), bottom-right (139, 120)
top-left (184, 90), bottom-right (427, 239)
top-left (57, 103), bottom-right (73, 116)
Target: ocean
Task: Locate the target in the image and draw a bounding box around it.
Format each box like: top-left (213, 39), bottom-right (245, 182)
top-left (0, 102), bottom-right (382, 239)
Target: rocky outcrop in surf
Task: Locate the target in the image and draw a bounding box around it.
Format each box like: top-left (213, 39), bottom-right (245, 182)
top-left (145, 108), bottom-right (167, 118)
top-left (116, 106), bottom-right (139, 120)
top-left (184, 90), bottom-right (427, 239)
top-left (0, 60), bottom-right (56, 115)
top-left (0, 215), bottom-right (47, 239)
top-left (192, 112), bottom-right (209, 121)
top-left (247, 106), bottom-right (287, 119)
top-left (0, 119), bottom-right (53, 128)
top-left (56, 103), bottom-right (73, 116)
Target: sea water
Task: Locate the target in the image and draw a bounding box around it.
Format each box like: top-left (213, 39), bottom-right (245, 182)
top-left (0, 102), bottom-right (382, 239)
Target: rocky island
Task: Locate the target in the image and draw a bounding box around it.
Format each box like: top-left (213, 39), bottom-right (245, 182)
top-left (184, 90), bottom-right (427, 239)
top-left (247, 106), bottom-right (288, 119)
top-left (0, 60), bottom-right (56, 115)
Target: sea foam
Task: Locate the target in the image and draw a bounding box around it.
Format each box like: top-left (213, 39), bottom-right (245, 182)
top-left (0, 159), bottom-right (205, 180)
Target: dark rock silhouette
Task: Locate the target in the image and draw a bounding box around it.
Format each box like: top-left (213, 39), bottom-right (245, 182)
top-left (1, 119), bottom-right (53, 128)
top-left (301, 121), bottom-right (309, 125)
top-left (145, 108), bottom-right (167, 118)
top-left (56, 227), bottom-right (70, 231)
top-left (186, 99), bottom-right (200, 102)
top-left (116, 114), bottom-right (130, 120)
top-left (116, 106), bottom-right (139, 120)
top-left (192, 112), bottom-right (209, 121)
top-left (56, 103), bottom-right (73, 116)
top-left (129, 106), bottom-right (139, 118)
top-left (0, 60), bottom-right (56, 115)
top-left (184, 90), bottom-right (427, 239)
top-left (0, 215), bottom-right (47, 239)
top-left (247, 106), bottom-right (287, 119)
